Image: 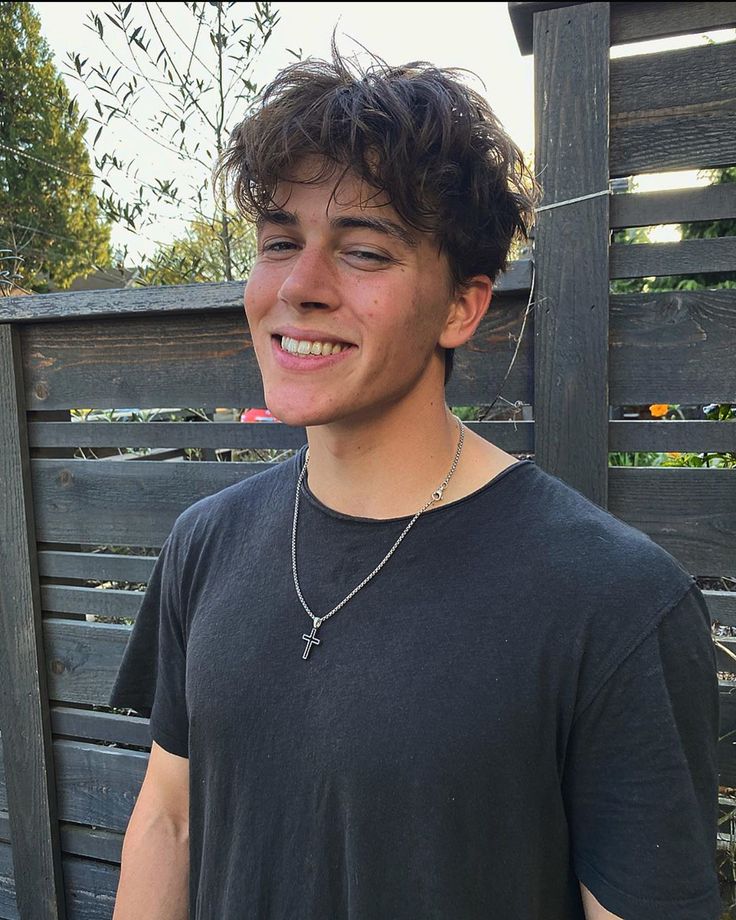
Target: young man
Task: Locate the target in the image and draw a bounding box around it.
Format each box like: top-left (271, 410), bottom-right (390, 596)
top-left (110, 46), bottom-right (720, 920)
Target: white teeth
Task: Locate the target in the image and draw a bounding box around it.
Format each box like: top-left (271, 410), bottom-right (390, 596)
top-left (279, 335), bottom-right (349, 357)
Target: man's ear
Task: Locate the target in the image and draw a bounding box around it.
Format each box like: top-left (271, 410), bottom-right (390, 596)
top-left (438, 275), bottom-right (493, 350)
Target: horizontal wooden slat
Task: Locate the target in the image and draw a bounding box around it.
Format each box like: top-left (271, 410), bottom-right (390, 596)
top-left (611, 1), bottom-right (736, 45)
top-left (609, 288), bottom-right (736, 405)
top-left (0, 259), bottom-right (533, 324)
top-left (609, 420), bottom-right (736, 453)
top-left (32, 459), bottom-right (273, 547)
top-left (54, 739), bottom-right (146, 834)
top-left (610, 184), bottom-right (736, 229)
top-left (29, 420), bottom-right (307, 450)
top-left (62, 854), bottom-right (119, 920)
top-left (28, 419), bottom-right (535, 453)
top-left (718, 685), bottom-right (736, 786)
top-left (44, 620), bottom-right (130, 707)
top-left (19, 295), bottom-right (533, 411)
top-left (509, 2), bottom-right (736, 55)
top-left (0, 813), bottom-right (7, 845)
top-left (60, 823), bottom-right (123, 865)
top-left (706, 590), bottom-right (736, 627)
top-left (51, 707), bottom-right (151, 748)
top-left (38, 551), bottom-right (156, 584)
top-left (610, 237), bottom-right (736, 280)
top-left (32, 417), bottom-right (736, 463)
top-left (608, 466), bottom-right (736, 575)
top-left (41, 585), bottom-right (142, 618)
top-left (611, 40), bottom-right (736, 119)
top-left (0, 842), bottom-right (17, 920)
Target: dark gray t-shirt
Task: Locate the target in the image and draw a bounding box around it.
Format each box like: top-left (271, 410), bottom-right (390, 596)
top-left (109, 449), bottom-right (720, 919)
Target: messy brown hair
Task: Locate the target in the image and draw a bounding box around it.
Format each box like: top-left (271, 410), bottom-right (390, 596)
top-left (217, 38), bottom-right (538, 384)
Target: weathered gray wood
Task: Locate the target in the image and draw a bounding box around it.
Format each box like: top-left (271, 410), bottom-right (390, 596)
top-left (610, 184), bottom-right (736, 229)
top-left (704, 590), bottom-right (736, 627)
top-left (38, 552), bottom-right (156, 584)
top-left (0, 737), bottom-right (6, 811)
top-left (44, 621), bottom-right (132, 707)
top-left (611, 40), bottom-right (736, 118)
top-left (0, 812), bottom-right (8, 844)
top-left (0, 325), bottom-right (67, 919)
top-left (18, 296), bottom-right (533, 411)
top-left (610, 288), bottom-right (736, 405)
top-left (609, 420), bottom-right (736, 454)
top-left (60, 823), bottom-right (123, 865)
top-left (718, 687), bottom-right (736, 786)
top-left (610, 111), bottom-right (736, 177)
top-left (32, 459), bottom-right (273, 547)
top-left (610, 1), bottom-right (736, 46)
top-left (62, 855), bottom-right (118, 920)
top-left (54, 740), bottom-right (146, 834)
top-left (0, 842), bottom-right (18, 920)
top-left (533, 2), bottom-right (610, 507)
top-left (509, 1), bottom-right (736, 54)
top-left (0, 259), bottom-right (532, 323)
top-left (608, 467), bottom-right (736, 575)
top-left (42, 585), bottom-right (143, 619)
top-left (29, 421), bottom-right (307, 450)
top-left (609, 39), bottom-right (736, 176)
top-left (50, 708), bottom-right (151, 748)
top-left (610, 237), bottom-right (736, 280)
top-left (28, 419), bottom-right (534, 452)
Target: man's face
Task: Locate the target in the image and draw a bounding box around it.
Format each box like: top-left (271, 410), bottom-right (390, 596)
top-left (244, 160), bottom-right (457, 429)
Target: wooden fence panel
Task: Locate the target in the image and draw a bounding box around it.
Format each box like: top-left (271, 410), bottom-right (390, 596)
top-left (0, 325), bottom-right (66, 920)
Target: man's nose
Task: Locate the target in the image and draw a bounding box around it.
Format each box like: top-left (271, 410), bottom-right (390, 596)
top-left (277, 247), bottom-right (340, 311)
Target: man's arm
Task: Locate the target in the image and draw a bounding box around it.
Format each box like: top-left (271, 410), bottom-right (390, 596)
top-left (113, 741), bottom-right (190, 920)
top-left (580, 882), bottom-right (623, 920)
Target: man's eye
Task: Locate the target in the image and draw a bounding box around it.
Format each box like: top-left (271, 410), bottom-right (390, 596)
top-left (348, 250), bottom-right (390, 263)
top-left (262, 241), bottom-right (297, 253)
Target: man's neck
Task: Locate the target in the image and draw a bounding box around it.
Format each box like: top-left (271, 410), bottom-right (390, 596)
top-left (303, 398), bottom-right (458, 519)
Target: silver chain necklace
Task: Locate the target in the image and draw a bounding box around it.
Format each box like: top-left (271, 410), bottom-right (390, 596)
top-left (292, 416), bottom-right (465, 659)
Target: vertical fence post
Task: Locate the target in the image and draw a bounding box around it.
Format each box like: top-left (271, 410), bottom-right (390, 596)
top-left (532, 1), bottom-right (611, 507)
top-left (0, 324), bottom-right (66, 919)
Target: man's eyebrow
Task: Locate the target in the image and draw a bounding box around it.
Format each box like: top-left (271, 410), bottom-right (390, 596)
top-left (256, 210), bottom-right (418, 249)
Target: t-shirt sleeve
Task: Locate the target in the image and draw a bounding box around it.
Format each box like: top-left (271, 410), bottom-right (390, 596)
top-left (562, 580), bottom-right (720, 920)
top-left (108, 527), bottom-right (189, 758)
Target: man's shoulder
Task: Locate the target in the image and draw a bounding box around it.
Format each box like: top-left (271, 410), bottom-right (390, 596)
top-left (519, 461), bottom-right (695, 611)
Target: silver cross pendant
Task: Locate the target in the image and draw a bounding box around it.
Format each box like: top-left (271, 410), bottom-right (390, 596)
top-left (302, 624), bottom-right (321, 660)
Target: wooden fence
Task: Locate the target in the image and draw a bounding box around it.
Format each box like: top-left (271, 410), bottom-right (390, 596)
top-left (0, 1), bottom-right (735, 916)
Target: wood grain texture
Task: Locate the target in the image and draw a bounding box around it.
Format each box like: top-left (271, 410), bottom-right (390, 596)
top-left (609, 288), bottom-right (736, 405)
top-left (610, 237), bottom-right (736, 279)
top-left (0, 326), bottom-right (67, 919)
top-left (533, 2), bottom-right (610, 507)
top-left (608, 466), bottom-right (736, 575)
top-left (608, 420), bottom-right (736, 453)
top-left (510, 1), bottom-right (736, 55)
top-left (50, 708), bottom-right (151, 748)
top-left (44, 620), bottom-right (132, 707)
top-left (610, 184), bottom-right (736, 229)
top-left (41, 585), bottom-right (143, 619)
top-left (0, 842), bottom-right (17, 920)
top-left (38, 551), bottom-right (156, 584)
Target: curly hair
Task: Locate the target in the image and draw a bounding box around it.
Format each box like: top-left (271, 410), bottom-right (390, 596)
top-left (217, 37), bottom-right (538, 384)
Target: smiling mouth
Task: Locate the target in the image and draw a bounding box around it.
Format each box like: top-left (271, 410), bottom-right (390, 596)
top-left (275, 334), bottom-right (355, 357)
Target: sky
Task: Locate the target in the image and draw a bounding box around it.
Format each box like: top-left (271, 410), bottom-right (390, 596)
top-left (32, 2), bottom-right (735, 264)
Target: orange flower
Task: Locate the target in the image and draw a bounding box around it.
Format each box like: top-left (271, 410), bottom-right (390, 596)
top-left (666, 451), bottom-right (681, 458)
top-left (650, 404), bottom-right (670, 417)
